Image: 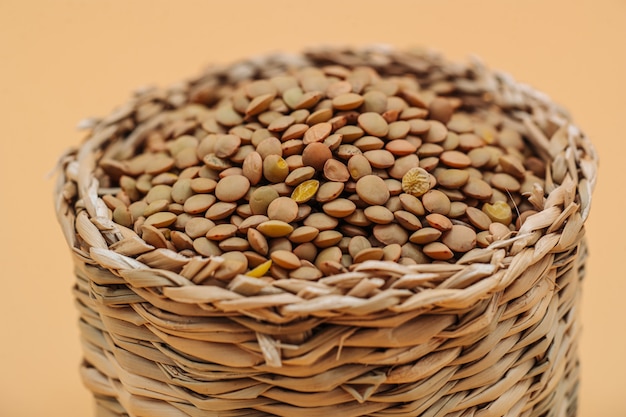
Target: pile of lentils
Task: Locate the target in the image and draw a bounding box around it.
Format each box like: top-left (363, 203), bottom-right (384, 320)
top-left (96, 50), bottom-right (548, 281)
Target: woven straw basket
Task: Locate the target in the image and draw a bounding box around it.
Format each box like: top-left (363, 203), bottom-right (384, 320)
top-left (55, 47), bottom-right (598, 417)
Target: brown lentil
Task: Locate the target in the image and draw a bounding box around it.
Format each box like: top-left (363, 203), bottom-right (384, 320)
top-left (112, 206), bottom-right (133, 227)
top-left (183, 194), bottom-right (215, 214)
top-left (143, 199), bottom-right (169, 217)
top-left (364, 149), bottom-right (395, 169)
top-left (466, 207), bottom-right (493, 230)
top-left (185, 177), bottom-right (212, 194)
top-left (409, 227), bottom-right (442, 244)
top-left (499, 155), bottom-right (526, 179)
top-left (206, 202), bottom-right (237, 220)
top-left (449, 201), bottom-right (468, 218)
top-left (422, 190), bottom-right (451, 215)
top-left (214, 134), bottom-right (241, 158)
top-left (385, 179), bottom-right (403, 196)
top-left (215, 175), bottom-right (250, 202)
top-left (217, 237), bottom-right (250, 256)
top-left (489, 222), bottom-right (512, 241)
top-left (306, 108), bottom-right (333, 125)
top-left (458, 133), bottom-right (486, 151)
top-left (358, 112), bottom-right (389, 137)
top-left (389, 155), bottom-right (420, 181)
top-left (323, 159), bottom-right (350, 182)
top-left (332, 93), bottom-right (365, 110)
top-left (304, 212), bottom-right (339, 231)
top-left (323, 133), bottom-right (343, 151)
top-left (322, 198), bottom-right (356, 218)
top-left (93, 50), bottom-right (554, 278)
top-left (442, 225), bottom-right (477, 253)
top-left (185, 217), bottom-right (215, 239)
top-left (313, 230), bottom-right (343, 248)
top-left (302, 142), bottom-right (332, 171)
top-left (382, 244), bottom-right (402, 262)
top-left (281, 123), bottom-right (308, 141)
top-left (356, 175), bottom-right (389, 206)
top-left (476, 231), bottom-right (491, 248)
top-left (289, 226), bottom-right (320, 243)
top-left (353, 247), bottom-right (385, 263)
top-left (385, 139), bottom-right (417, 156)
top-left (424, 121), bottom-right (448, 143)
top-left (364, 205), bottom-right (395, 224)
top-left (423, 242), bottom-right (454, 260)
top-left (267, 197), bottom-right (299, 223)
top-left (490, 173), bottom-right (521, 193)
top-left (418, 156), bottom-right (439, 171)
top-left (336, 144), bottom-right (362, 160)
top-left (256, 137), bottom-right (283, 159)
top-left (354, 136), bottom-right (384, 152)
top-left (399, 193), bottom-right (425, 216)
top-left (440, 150), bottom-right (472, 168)
top-left (373, 224), bottom-right (409, 245)
top-left (436, 169), bottom-right (470, 189)
top-left (394, 210), bottom-right (422, 231)
top-left (285, 166), bottom-right (316, 187)
top-left (362, 90), bottom-right (388, 113)
top-left (428, 97), bottom-right (454, 124)
top-left (426, 213), bottom-right (453, 231)
top-left (206, 224), bottom-right (238, 241)
top-left (344, 209), bottom-right (371, 227)
top-left (268, 115), bottom-right (295, 132)
top-left (316, 181), bottom-right (344, 203)
top-left (247, 228), bottom-right (269, 255)
top-left (290, 266), bottom-right (323, 280)
top-left (303, 122), bottom-right (332, 144)
top-left (270, 250), bottom-right (301, 270)
top-left (347, 154), bottom-right (372, 180)
top-left (463, 177), bottom-right (493, 200)
top-left (293, 242), bottom-right (318, 263)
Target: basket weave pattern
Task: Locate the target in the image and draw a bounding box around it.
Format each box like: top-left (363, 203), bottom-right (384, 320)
top-left (55, 47), bottom-right (597, 417)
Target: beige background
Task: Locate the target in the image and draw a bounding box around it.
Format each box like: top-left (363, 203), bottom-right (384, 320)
top-left (1, 1), bottom-right (624, 416)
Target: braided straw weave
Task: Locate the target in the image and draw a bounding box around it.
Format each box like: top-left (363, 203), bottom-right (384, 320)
top-left (55, 47), bottom-right (597, 417)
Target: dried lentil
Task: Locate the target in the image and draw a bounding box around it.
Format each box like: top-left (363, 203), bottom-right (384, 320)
top-left (91, 48), bottom-right (554, 276)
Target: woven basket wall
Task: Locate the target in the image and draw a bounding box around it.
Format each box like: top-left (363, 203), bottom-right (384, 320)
top-left (55, 47), bottom-right (598, 417)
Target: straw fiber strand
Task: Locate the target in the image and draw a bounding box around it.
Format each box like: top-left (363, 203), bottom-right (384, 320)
top-left (55, 47), bottom-right (597, 416)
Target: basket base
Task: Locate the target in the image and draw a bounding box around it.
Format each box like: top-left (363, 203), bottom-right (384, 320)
top-left (81, 362), bottom-right (579, 417)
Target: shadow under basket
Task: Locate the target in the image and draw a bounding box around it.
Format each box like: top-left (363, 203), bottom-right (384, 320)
top-left (55, 47), bottom-right (598, 417)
